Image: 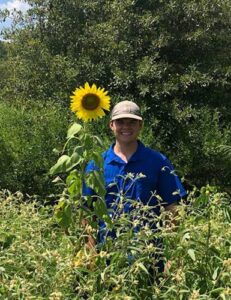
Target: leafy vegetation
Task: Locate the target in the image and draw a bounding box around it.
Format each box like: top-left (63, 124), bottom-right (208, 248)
top-left (0, 101), bottom-right (69, 195)
top-left (0, 1), bottom-right (230, 298)
top-left (0, 0), bottom-right (230, 193)
top-left (0, 187), bottom-right (230, 299)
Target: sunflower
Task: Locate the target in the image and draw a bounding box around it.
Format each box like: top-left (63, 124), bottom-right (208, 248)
top-left (70, 82), bottom-right (110, 121)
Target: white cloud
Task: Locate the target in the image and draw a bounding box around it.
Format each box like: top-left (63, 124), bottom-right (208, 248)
top-left (0, 0), bottom-right (30, 13)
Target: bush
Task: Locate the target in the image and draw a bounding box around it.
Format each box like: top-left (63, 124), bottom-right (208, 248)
top-left (142, 104), bottom-right (231, 189)
top-left (0, 101), bottom-right (69, 195)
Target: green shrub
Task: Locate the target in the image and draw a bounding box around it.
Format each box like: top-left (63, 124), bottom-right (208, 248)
top-left (142, 104), bottom-right (231, 189)
top-left (0, 101), bottom-right (69, 195)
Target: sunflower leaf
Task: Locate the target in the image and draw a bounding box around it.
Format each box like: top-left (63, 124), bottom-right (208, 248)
top-left (67, 123), bottom-right (82, 139)
top-left (49, 155), bottom-right (70, 175)
top-left (94, 135), bottom-right (104, 147)
top-left (85, 170), bottom-right (106, 198)
top-left (66, 152), bottom-right (83, 172)
top-left (54, 200), bottom-right (72, 229)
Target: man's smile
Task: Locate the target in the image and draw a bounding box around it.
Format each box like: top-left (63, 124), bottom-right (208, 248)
top-left (121, 132), bottom-right (133, 136)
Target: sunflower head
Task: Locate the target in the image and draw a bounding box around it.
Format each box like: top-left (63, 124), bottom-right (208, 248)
top-left (70, 82), bottom-right (110, 122)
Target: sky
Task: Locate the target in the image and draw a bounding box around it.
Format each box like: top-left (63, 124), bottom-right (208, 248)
top-left (0, 0), bottom-right (30, 38)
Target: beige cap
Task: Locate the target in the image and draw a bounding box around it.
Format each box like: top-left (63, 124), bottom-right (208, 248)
top-left (111, 101), bottom-right (142, 121)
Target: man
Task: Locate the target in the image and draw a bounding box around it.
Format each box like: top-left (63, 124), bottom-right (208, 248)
top-left (83, 100), bottom-right (187, 270)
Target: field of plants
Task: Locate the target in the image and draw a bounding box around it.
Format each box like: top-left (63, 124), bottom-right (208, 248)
top-left (0, 0), bottom-right (230, 299)
top-left (0, 187), bottom-right (230, 299)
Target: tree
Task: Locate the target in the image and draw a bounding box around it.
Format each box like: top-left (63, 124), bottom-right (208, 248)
top-left (0, 0), bottom-right (230, 190)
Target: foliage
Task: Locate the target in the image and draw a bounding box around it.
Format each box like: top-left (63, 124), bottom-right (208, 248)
top-left (219, 145), bottom-right (231, 163)
top-left (0, 2), bottom-right (230, 297)
top-left (0, 101), bottom-right (69, 195)
top-left (0, 39), bottom-right (77, 103)
top-left (0, 41), bottom-right (7, 59)
top-left (49, 117), bottom-right (231, 298)
top-left (0, 186), bottom-right (230, 299)
top-left (3, 0), bottom-right (230, 109)
top-left (0, 190), bottom-right (80, 299)
top-left (162, 186), bottom-right (231, 299)
top-left (142, 105), bottom-right (231, 189)
top-left (50, 122), bottom-right (110, 230)
top-left (0, 0), bottom-right (230, 190)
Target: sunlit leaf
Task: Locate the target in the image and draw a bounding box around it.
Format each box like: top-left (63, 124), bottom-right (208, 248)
top-left (67, 123), bottom-right (82, 139)
top-left (188, 249), bottom-right (196, 261)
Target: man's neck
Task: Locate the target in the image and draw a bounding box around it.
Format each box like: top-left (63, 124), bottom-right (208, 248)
top-left (113, 140), bottom-right (138, 163)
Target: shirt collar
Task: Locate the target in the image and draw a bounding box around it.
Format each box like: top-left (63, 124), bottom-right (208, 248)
top-left (104, 140), bottom-right (145, 164)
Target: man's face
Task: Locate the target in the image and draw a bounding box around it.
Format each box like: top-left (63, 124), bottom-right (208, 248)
top-left (109, 118), bottom-right (142, 144)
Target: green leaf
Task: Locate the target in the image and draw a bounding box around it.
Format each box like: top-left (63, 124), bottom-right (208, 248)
top-left (66, 152), bottom-right (83, 172)
top-left (92, 151), bottom-right (104, 169)
top-left (85, 170), bottom-right (106, 198)
top-left (0, 233), bottom-right (16, 249)
top-left (54, 200), bottom-right (72, 229)
top-left (93, 198), bottom-right (108, 220)
top-left (67, 123), bottom-right (82, 139)
top-left (128, 246), bottom-right (143, 253)
top-left (210, 287), bottom-right (224, 296)
top-left (137, 262), bottom-right (149, 274)
top-left (66, 170), bottom-right (82, 196)
top-left (94, 135), bottom-right (104, 147)
top-left (212, 267), bottom-right (219, 280)
top-left (188, 249), bottom-right (196, 261)
top-left (182, 232), bottom-right (190, 241)
top-left (49, 155), bottom-right (70, 175)
top-left (82, 134), bottom-right (94, 151)
top-left (52, 176), bottom-right (63, 183)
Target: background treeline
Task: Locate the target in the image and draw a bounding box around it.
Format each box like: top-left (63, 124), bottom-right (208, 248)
top-left (0, 0), bottom-right (230, 196)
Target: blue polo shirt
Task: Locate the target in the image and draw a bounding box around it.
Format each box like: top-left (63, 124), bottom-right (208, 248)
top-left (83, 141), bottom-right (186, 243)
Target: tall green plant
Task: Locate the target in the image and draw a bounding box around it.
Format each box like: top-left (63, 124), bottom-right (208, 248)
top-left (50, 122), bottom-right (111, 232)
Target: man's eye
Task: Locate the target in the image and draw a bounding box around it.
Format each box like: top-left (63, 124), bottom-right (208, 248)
top-left (129, 121), bottom-right (137, 125)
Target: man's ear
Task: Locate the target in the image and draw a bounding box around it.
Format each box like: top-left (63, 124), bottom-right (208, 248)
top-left (109, 120), bottom-right (114, 129)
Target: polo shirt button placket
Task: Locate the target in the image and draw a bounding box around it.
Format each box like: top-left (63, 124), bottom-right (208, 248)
top-left (120, 163), bottom-right (126, 176)
top-left (117, 163), bottom-right (127, 198)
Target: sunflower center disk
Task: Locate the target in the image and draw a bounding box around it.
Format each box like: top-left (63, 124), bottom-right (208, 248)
top-left (82, 94), bottom-right (100, 110)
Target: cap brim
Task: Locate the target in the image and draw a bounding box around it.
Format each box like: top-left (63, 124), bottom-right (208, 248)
top-left (111, 114), bottom-right (142, 121)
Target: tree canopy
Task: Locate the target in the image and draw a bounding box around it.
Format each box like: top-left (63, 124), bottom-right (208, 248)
top-left (0, 0), bottom-right (230, 192)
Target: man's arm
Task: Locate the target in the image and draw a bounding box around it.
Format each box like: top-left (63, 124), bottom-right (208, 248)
top-left (81, 218), bottom-right (97, 250)
top-left (165, 202), bottom-right (179, 228)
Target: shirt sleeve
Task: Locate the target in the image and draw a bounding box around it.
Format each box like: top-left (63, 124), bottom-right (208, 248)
top-left (157, 157), bottom-right (187, 206)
